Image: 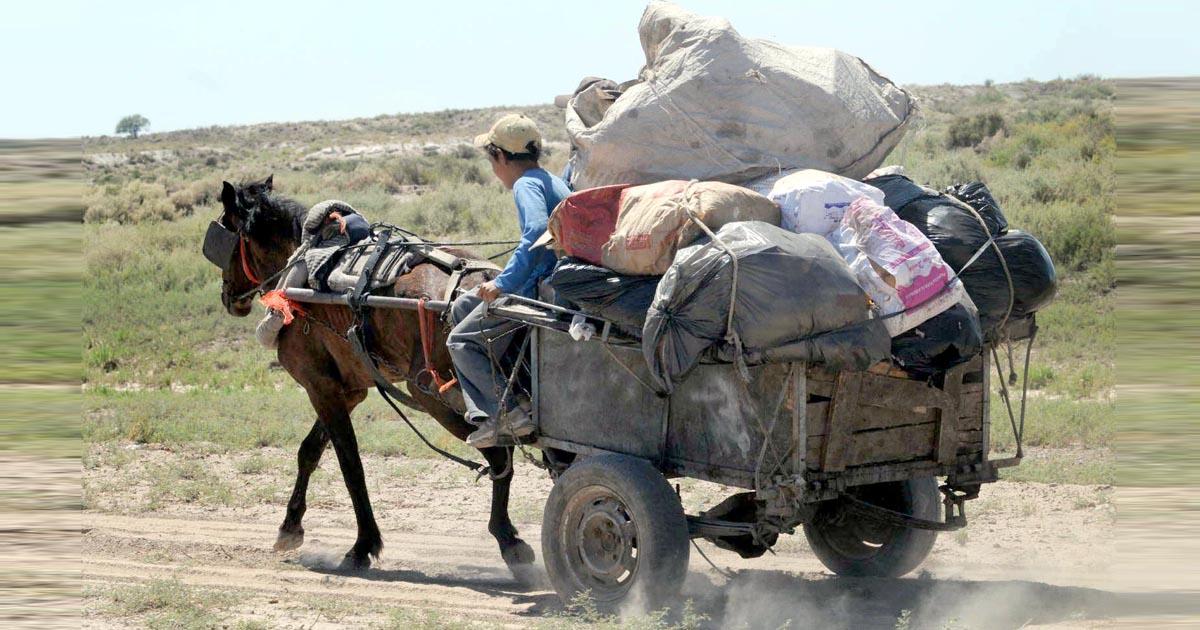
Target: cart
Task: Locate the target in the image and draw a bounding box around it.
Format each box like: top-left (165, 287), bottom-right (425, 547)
top-left (284, 284), bottom-right (1030, 611)
top-left (487, 295), bottom-right (1028, 610)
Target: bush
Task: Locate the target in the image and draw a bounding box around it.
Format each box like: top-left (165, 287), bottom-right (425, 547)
top-left (946, 112), bottom-right (1006, 149)
top-left (85, 180), bottom-right (176, 223)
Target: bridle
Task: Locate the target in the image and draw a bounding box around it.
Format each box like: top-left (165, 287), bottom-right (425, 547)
top-left (238, 237), bottom-right (262, 286)
top-left (203, 218), bottom-right (288, 301)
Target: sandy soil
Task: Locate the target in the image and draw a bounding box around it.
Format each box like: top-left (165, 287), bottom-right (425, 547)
top-left (12, 450), bottom-right (1196, 629)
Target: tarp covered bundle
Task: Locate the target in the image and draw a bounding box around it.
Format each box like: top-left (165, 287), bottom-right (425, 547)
top-left (547, 257), bottom-right (659, 337)
top-left (564, 2), bottom-right (916, 190)
top-left (643, 221), bottom-right (890, 392)
top-left (868, 174), bottom-right (1057, 338)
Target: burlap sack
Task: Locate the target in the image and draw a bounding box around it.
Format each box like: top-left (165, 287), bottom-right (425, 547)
top-left (565, 2), bottom-right (915, 190)
top-left (601, 180), bottom-right (779, 275)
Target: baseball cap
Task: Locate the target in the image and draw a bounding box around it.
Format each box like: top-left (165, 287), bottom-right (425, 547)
top-left (473, 114), bottom-right (542, 155)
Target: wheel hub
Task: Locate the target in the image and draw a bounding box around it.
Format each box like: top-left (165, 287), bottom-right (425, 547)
top-left (567, 492), bottom-right (639, 594)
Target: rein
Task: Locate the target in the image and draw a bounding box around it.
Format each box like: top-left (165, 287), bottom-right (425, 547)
top-left (239, 237), bottom-right (263, 285)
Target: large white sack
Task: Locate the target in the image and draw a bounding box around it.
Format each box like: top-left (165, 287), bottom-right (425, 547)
top-left (566, 2), bottom-right (916, 190)
top-left (747, 169), bottom-right (886, 236)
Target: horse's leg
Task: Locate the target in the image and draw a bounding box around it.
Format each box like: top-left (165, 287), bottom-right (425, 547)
top-left (409, 388), bottom-right (536, 580)
top-left (274, 420), bottom-right (329, 552)
top-left (480, 446), bottom-right (536, 572)
top-left (308, 387), bottom-right (381, 569)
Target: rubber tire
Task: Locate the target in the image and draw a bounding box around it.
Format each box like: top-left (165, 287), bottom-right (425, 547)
top-left (803, 476), bottom-right (940, 577)
top-left (541, 454), bottom-right (689, 612)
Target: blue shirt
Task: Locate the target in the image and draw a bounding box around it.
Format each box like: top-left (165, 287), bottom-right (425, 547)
top-left (493, 168), bottom-right (570, 298)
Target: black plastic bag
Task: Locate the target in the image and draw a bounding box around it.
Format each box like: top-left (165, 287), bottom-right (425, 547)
top-left (643, 221), bottom-right (890, 392)
top-left (547, 257), bottom-right (659, 337)
top-left (988, 229), bottom-right (1057, 320)
top-left (945, 181), bottom-right (1009, 237)
top-left (871, 174), bottom-right (993, 269)
top-left (869, 175), bottom-right (1056, 337)
top-left (891, 302), bottom-right (983, 379)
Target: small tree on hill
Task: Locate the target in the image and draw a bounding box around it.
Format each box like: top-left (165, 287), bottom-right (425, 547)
top-left (116, 114), bottom-right (150, 139)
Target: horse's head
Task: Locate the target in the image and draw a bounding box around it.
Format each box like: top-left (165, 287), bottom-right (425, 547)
top-left (204, 174), bottom-right (303, 316)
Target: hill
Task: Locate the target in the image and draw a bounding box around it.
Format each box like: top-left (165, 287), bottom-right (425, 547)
top-left (81, 77), bottom-right (1116, 484)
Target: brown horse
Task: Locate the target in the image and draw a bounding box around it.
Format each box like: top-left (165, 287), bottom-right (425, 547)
top-left (213, 175), bottom-right (535, 574)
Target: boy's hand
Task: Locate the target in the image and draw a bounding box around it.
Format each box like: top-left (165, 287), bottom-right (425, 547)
top-left (478, 281), bottom-right (502, 303)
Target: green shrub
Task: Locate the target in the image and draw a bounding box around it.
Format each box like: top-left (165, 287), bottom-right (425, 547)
top-left (84, 180), bottom-right (176, 223)
top-left (946, 112), bottom-right (1007, 148)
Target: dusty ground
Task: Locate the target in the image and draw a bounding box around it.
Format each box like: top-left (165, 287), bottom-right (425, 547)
top-left (10, 451), bottom-right (1197, 629)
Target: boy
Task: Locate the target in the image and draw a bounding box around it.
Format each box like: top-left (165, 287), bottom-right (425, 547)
top-left (447, 114), bottom-right (570, 448)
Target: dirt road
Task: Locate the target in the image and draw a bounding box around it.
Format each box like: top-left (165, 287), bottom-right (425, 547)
top-left (55, 450), bottom-right (1198, 628)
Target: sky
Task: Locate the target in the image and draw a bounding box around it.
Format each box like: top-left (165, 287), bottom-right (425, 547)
top-left (3, 0), bottom-right (1196, 138)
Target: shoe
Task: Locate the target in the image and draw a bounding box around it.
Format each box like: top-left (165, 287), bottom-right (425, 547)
top-left (466, 409), bottom-right (536, 449)
top-left (255, 310), bottom-right (286, 349)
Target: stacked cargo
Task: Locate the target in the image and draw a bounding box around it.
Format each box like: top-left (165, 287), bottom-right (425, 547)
top-left (544, 1), bottom-right (1056, 384)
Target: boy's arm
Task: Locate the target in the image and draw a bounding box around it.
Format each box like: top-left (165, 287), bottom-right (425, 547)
top-left (493, 180), bottom-right (549, 295)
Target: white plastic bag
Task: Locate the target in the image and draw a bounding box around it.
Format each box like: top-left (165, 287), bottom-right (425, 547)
top-left (834, 198), bottom-right (964, 336)
top-left (569, 314), bottom-right (596, 341)
top-left (749, 169), bottom-right (886, 236)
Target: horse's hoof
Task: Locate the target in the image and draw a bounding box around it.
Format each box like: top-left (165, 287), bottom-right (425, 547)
top-left (274, 526), bottom-right (305, 552)
top-left (338, 536), bottom-right (382, 571)
top-left (339, 551), bottom-right (372, 571)
top-left (501, 539), bottom-right (536, 567)
top-left (502, 540), bottom-right (542, 588)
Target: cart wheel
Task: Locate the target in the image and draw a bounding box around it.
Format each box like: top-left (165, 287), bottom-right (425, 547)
top-left (803, 476), bottom-right (940, 577)
top-left (541, 454), bottom-right (689, 612)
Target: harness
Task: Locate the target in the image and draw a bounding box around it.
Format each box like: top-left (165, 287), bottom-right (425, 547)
top-left (206, 216), bottom-right (512, 478)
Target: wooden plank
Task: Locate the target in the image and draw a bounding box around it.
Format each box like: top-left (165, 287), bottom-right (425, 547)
top-left (853, 422), bottom-right (939, 466)
top-left (936, 364), bottom-right (962, 465)
top-left (852, 405), bottom-right (935, 432)
top-left (856, 371), bottom-right (952, 411)
top-left (792, 363), bottom-right (807, 476)
top-left (805, 366), bottom-right (838, 383)
top-left (820, 372), bottom-right (862, 472)
top-left (981, 352), bottom-right (992, 458)
top-left (806, 380), bottom-right (834, 399)
top-left (960, 382), bottom-right (985, 396)
top-left (805, 401), bottom-right (830, 437)
top-left (809, 422), bottom-right (941, 469)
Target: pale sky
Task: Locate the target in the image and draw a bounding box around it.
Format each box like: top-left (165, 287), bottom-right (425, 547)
top-left (3, 0), bottom-right (1196, 138)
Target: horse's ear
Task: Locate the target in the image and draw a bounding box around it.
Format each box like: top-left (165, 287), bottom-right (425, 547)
top-left (220, 181), bottom-right (245, 218)
top-left (221, 181), bottom-right (236, 209)
top-left (264, 174), bottom-right (274, 191)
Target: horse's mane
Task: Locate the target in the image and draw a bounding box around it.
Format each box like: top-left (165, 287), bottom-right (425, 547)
top-left (244, 189), bottom-right (306, 243)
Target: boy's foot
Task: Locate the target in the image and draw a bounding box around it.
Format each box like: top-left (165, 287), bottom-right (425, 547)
top-left (466, 409), bottom-right (536, 449)
top-left (255, 310), bottom-right (286, 349)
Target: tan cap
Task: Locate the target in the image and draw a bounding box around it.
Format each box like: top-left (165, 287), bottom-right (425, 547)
top-left (473, 114), bottom-right (542, 155)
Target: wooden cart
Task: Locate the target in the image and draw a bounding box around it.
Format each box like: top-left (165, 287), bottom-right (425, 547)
top-left (492, 297), bottom-right (1024, 610)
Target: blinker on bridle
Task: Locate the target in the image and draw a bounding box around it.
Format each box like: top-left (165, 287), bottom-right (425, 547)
top-left (203, 220), bottom-right (240, 272)
top-left (204, 219), bottom-right (264, 295)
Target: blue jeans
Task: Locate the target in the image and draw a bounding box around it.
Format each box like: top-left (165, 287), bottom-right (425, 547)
top-left (446, 289), bottom-right (526, 424)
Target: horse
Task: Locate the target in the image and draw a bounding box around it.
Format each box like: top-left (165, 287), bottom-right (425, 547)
top-left (211, 175), bottom-right (535, 574)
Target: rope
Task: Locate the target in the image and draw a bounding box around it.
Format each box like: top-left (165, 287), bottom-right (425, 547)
top-left (373, 377), bottom-right (493, 477)
top-left (417, 297), bottom-right (458, 394)
top-left (674, 181), bottom-right (750, 382)
top-left (233, 240), bottom-right (310, 301)
top-left (753, 364), bottom-right (795, 496)
top-left (599, 342), bottom-right (664, 396)
top-left (944, 196), bottom-right (1016, 336)
top-left (990, 346), bottom-right (1023, 457)
top-left (691, 539), bottom-right (736, 581)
